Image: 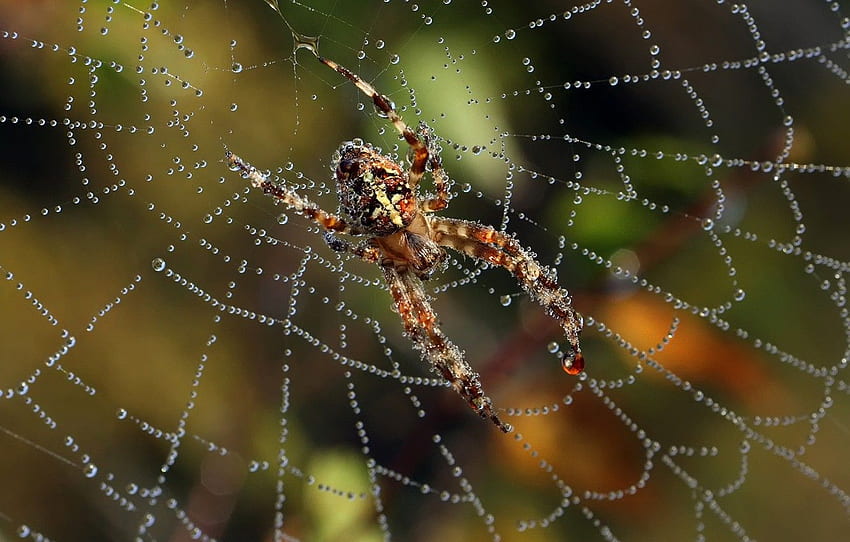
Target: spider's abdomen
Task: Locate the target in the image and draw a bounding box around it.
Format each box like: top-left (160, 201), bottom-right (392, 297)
top-left (333, 141), bottom-right (417, 236)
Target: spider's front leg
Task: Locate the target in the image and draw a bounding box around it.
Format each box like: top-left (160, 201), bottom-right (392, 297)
top-left (226, 150), bottom-right (362, 235)
top-left (319, 57), bottom-right (438, 193)
top-left (318, 57), bottom-right (452, 213)
top-left (415, 122), bottom-right (452, 213)
top-left (382, 264), bottom-right (511, 433)
top-left (432, 217), bottom-right (585, 375)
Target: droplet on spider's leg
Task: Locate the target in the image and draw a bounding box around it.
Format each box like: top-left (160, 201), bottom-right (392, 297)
top-left (561, 349), bottom-right (585, 375)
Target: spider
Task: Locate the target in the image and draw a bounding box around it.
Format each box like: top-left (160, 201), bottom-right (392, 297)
top-left (226, 55), bottom-right (584, 432)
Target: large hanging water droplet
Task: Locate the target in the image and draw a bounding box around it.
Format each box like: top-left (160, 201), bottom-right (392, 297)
top-left (562, 351), bottom-right (585, 375)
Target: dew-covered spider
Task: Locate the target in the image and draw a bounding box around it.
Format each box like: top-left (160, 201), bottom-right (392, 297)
top-left (226, 55), bottom-right (584, 432)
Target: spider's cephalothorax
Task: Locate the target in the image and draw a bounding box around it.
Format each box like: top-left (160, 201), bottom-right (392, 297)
top-left (226, 54), bottom-right (585, 433)
top-left (333, 139), bottom-right (417, 236)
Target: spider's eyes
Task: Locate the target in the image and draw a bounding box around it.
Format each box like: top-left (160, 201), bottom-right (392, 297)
top-left (338, 158), bottom-right (359, 175)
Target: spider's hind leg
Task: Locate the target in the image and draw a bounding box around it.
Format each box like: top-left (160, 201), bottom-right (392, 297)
top-left (431, 217), bottom-right (585, 375)
top-left (383, 265), bottom-right (512, 433)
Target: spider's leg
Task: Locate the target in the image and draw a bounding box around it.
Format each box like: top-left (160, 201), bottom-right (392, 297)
top-left (227, 150), bottom-right (362, 235)
top-left (432, 217), bottom-right (585, 375)
top-left (382, 264), bottom-right (511, 432)
top-left (323, 232), bottom-right (382, 264)
top-left (318, 57), bottom-right (429, 189)
top-left (418, 122), bottom-right (452, 213)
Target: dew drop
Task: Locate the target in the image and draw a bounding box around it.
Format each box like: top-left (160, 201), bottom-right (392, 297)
top-left (151, 258), bottom-right (166, 272)
top-left (562, 352), bottom-right (585, 375)
top-left (83, 463), bottom-right (98, 478)
top-left (499, 295), bottom-right (512, 306)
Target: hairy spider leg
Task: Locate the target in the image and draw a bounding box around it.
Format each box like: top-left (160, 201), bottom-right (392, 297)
top-left (431, 217), bottom-right (585, 375)
top-left (417, 122), bottom-right (452, 213)
top-left (382, 265), bottom-right (511, 432)
top-left (318, 57), bottom-right (430, 190)
top-left (226, 150), bottom-right (363, 235)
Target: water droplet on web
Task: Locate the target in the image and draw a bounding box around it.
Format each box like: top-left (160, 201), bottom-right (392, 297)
top-left (734, 289), bottom-right (746, 301)
top-left (505, 29), bottom-right (516, 40)
top-left (83, 463), bottom-right (98, 478)
top-left (562, 352), bottom-right (585, 375)
top-left (390, 54), bottom-right (400, 64)
top-left (547, 342), bottom-right (560, 353)
top-left (151, 258), bottom-right (166, 272)
top-left (231, 62), bottom-right (243, 73)
top-left (499, 295), bottom-right (512, 306)
top-left (291, 31), bottom-right (319, 57)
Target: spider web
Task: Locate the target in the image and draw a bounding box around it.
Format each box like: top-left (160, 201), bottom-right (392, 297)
top-left (1, 0), bottom-right (849, 540)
